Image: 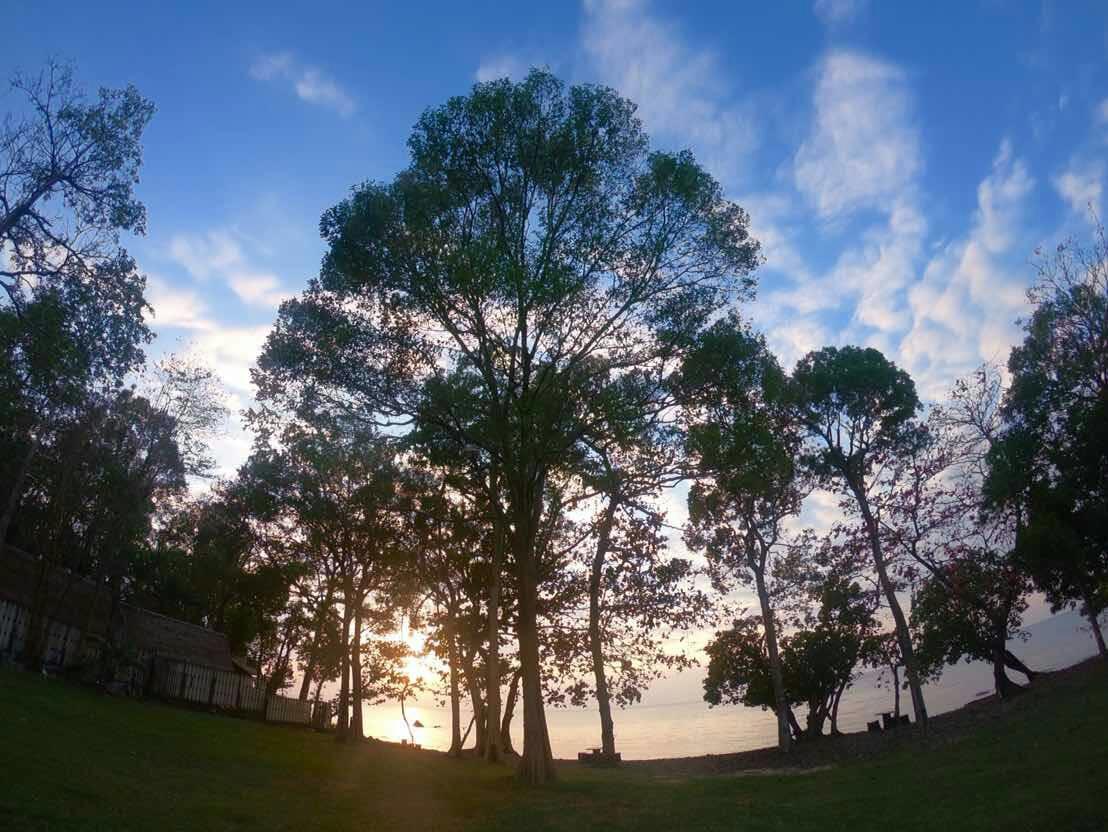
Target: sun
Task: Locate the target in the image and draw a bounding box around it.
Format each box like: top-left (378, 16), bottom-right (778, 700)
top-left (397, 620), bottom-right (438, 684)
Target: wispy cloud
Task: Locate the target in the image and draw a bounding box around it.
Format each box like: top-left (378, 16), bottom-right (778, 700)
top-left (793, 50), bottom-right (921, 220)
top-left (249, 51), bottom-right (356, 117)
top-left (900, 140), bottom-right (1035, 398)
top-left (475, 54), bottom-right (531, 83)
top-left (144, 276), bottom-right (215, 331)
top-left (581, 0), bottom-right (757, 183)
top-left (813, 0), bottom-right (869, 26)
top-left (169, 229), bottom-right (290, 309)
top-left (1053, 159), bottom-right (1104, 217)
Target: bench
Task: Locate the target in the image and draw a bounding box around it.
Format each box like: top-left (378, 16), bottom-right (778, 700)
top-left (578, 748), bottom-right (621, 765)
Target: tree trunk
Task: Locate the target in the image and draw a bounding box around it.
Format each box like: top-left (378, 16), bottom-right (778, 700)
top-left (992, 646), bottom-right (1020, 699)
top-left (1081, 592), bottom-right (1107, 660)
top-left (335, 599), bottom-right (352, 742)
top-left (350, 601), bottom-right (363, 741)
top-left (501, 668), bottom-right (521, 755)
top-left (1003, 649), bottom-right (1036, 681)
top-left (447, 614), bottom-right (463, 757)
top-left (588, 499), bottom-right (619, 758)
top-left (0, 437), bottom-right (35, 549)
top-left (484, 501), bottom-right (505, 762)
top-left (298, 585), bottom-right (334, 701)
top-left (466, 664), bottom-right (487, 754)
top-left (400, 693), bottom-right (415, 744)
top-left (754, 568), bottom-right (791, 752)
top-left (786, 707), bottom-right (803, 742)
top-left (892, 664), bottom-right (901, 718)
top-left (830, 679), bottom-right (848, 735)
top-left (853, 486), bottom-right (928, 731)
top-left (516, 552), bottom-right (555, 784)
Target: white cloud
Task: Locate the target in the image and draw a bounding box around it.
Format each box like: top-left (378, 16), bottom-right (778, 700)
top-left (1052, 158), bottom-right (1104, 217)
top-left (793, 50), bottom-right (921, 220)
top-left (475, 55), bottom-right (530, 83)
top-left (227, 273), bottom-right (288, 308)
top-left (813, 0), bottom-right (868, 26)
top-left (144, 276), bottom-right (215, 331)
top-left (581, 0), bottom-right (757, 183)
top-left (1097, 98), bottom-right (1108, 125)
top-left (185, 325), bottom-right (272, 397)
top-left (169, 230), bottom-right (289, 309)
top-left (249, 52), bottom-right (356, 117)
top-left (835, 198), bottom-right (928, 335)
top-left (169, 231), bottom-right (241, 280)
top-left (899, 140), bottom-right (1035, 398)
top-left (752, 50), bottom-right (925, 364)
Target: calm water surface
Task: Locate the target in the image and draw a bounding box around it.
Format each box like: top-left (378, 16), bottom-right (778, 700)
top-left (362, 609), bottom-right (1105, 760)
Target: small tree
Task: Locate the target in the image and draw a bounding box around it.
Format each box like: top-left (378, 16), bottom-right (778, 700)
top-left (704, 579), bottom-right (873, 742)
top-left (911, 556), bottom-right (1031, 698)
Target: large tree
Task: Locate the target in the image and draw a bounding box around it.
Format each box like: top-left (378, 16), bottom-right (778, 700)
top-left (680, 315), bottom-right (803, 751)
top-left (987, 226), bottom-right (1108, 659)
top-left (881, 367), bottom-right (1037, 696)
top-left (256, 70), bottom-right (759, 783)
top-left (0, 62), bottom-right (155, 546)
top-left (790, 346), bottom-right (929, 729)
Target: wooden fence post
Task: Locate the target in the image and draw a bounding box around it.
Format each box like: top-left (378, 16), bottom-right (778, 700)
top-left (235, 674), bottom-right (243, 711)
top-left (208, 673), bottom-right (217, 706)
top-left (178, 662), bottom-right (187, 700)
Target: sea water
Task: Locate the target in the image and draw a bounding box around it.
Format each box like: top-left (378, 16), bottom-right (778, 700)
top-left (361, 609), bottom-right (1105, 760)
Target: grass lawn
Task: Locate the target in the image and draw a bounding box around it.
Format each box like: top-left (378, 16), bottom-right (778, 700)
top-left (1, 663), bottom-right (1105, 831)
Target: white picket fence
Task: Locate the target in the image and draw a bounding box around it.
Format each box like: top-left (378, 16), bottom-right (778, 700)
top-left (151, 658), bottom-right (314, 725)
top-left (0, 599), bottom-right (26, 658)
top-left (1, 597), bottom-right (318, 728)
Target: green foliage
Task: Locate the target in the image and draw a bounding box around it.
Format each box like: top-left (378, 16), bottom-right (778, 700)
top-left (987, 227), bottom-right (1108, 622)
top-left (911, 556), bottom-right (1030, 680)
top-left (704, 579), bottom-right (875, 739)
top-left (791, 345), bottom-right (921, 485)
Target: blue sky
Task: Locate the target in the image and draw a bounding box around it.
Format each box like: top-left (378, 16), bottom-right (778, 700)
top-left (8, 0), bottom-right (1108, 477)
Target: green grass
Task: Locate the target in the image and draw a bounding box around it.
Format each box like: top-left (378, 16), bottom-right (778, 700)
top-left (1, 664), bottom-right (1106, 831)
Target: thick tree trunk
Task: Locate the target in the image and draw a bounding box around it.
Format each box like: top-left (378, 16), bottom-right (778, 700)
top-left (335, 600), bottom-right (352, 742)
top-left (466, 665), bottom-right (487, 754)
top-left (447, 614), bottom-right (463, 757)
top-left (0, 437), bottom-right (35, 549)
top-left (853, 486), bottom-right (928, 731)
top-left (992, 646), bottom-right (1021, 699)
top-left (588, 499), bottom-right (619, 758)
top-left (351, 601), bottom-right (363, 741)
top-left (485, 503), bottom-right (505, 763)
top-left (754, 568), bottom-right (791, 752)
top-left (1081, 592), bottom-right (1107, 660)
top-left (501, 668), bottom-right (521, 754)
top-left (516, 554), bottom-right (555, 784)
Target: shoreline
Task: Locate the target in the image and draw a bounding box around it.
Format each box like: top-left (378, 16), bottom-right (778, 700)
top-left (558, 656), bottom-right (1101, 775)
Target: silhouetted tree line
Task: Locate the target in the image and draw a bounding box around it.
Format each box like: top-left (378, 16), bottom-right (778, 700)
top-left (3, 64), bottom-right (1105, 786)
